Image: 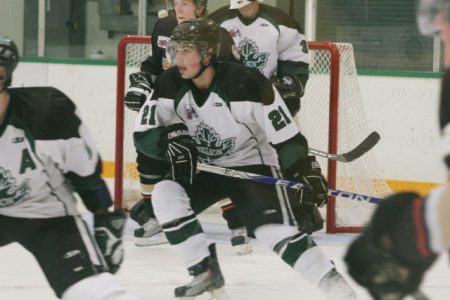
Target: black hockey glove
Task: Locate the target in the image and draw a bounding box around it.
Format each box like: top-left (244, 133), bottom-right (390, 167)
top-left (129, 197), bottom-right (155, 226)
top-left (345, 192), bottom-right (438, 300)
top-left (294, 203), bottom-right (324, 234)
top-left (285, 156), bottom-right (328, 207)
top-left (124, 71), bottom-right (154, 111)
top-left (273, 75), bottom-right (304, 116)
top-left (94, 210), bottom-right (127, 274)
top-left (160, 123), bottom-right (197, 189)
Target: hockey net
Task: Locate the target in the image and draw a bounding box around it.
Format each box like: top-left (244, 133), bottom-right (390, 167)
top-left (115, 35), bottom-right (392, 233)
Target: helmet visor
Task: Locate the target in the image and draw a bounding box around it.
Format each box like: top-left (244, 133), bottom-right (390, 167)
top-left (166, 40), bottom-right (203, 66)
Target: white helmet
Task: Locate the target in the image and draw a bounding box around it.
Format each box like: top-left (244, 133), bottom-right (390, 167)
top-left (229, 0), bottom-right (263, 10)
top-left (417, 0), bottom-right (450, 36)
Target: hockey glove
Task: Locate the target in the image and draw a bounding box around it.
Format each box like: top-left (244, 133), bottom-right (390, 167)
top-left (285, 156), bottom-right (328, 207)
top-left (94, 210), bottom-right (127, 274)
top-left (160, 123), bottom-right (197, 189)
top-left (129, 197), bottom-right (155, 226)
top-left (124, 71), bottom-right (154, 111)
top-left (273, 75), bottom-right (304, 116)
top-left (345, 192), bottom-right (438, 300)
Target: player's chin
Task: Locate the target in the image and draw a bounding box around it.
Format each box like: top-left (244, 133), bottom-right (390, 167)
top-left (178, 66), bottom-right (190, 78)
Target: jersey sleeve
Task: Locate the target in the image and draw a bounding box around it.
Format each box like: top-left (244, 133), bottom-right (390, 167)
top-left (250, 78), bottom-right (309, 169)
top-left (275, 18), bottom-right (310, 87)
top-left (36, 105), bottom-right (112, 212)
top-left (217, 28), bottom-right (240, 64)
top-left (62, 112), bottom-right (113, 212)
top-left (141, 18), bottom-right (165, 76)
top-left (440, 70), bottom-right (450, 169)
top-left (133, 84), bottom-right (181, 160)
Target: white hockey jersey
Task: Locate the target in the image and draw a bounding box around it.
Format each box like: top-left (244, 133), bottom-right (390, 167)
top-left (134, 62), bottom-right (309, 169)
top-left (0, 87), bottom-right (105, 218)
top-left (209, 4), bottom-right (310, 79)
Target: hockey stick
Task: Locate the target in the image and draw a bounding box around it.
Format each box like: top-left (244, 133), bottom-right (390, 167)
top-left (197, 163), bottom-right (382, 204)
top-left (308, 131), bottom-right (381, 162)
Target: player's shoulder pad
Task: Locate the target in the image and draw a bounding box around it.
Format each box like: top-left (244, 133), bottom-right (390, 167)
top-left (208, 6), bottom-right (238, 24)
top-left (152, 66), bottom-right (186, 100)
top-left (215, 62), bottom-right (274, 105)
top-left (152, 14), bottom-right (177, 36)
top-left (259, 4), bottom-right (304, 33)
top-left (9, 86), bottom-right (81, 140)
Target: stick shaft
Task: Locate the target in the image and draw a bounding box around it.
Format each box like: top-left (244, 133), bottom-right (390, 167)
top-left (197, 163), bottom-right (382, 204)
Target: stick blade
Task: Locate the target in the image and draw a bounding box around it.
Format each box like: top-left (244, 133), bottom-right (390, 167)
top-left (341, 131), bottom-right (381, 162)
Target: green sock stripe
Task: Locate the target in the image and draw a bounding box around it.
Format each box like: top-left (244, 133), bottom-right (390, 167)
top-left (163, 218), bottom-right (203, 245)
top-left (280, 234), bottom-right (316, 267)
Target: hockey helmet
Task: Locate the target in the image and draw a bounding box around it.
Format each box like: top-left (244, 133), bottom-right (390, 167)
top-left (166, 18), bottom-right (220, 63)
top-left (417, 0), bottom-right (450, 35)
top-left (229, 0), bottom-right (263, 10)
top-left (166, 0), bottom-right (208, 13)
top-left (0, 34), bottom-right (18, 88)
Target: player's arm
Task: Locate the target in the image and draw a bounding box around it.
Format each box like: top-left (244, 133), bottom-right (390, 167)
top-left (45, 95), bottom-right (126, 274)
top-left (274, 15), bottom-right (310, 115)
top-left (145, 17), bottom-right (166, 76)
top-left (276, 18), bottom-right (310, 85)
top-left (440, 70), bottom-right (450, 169)
top-left (254, 79), bottom-right (328, 207)
top-left (125, 18), bottom-right (166, 112)
top-left (133, 78), bottom-right (196, 189)
top-left (217, 28), bottom-right (240, 64)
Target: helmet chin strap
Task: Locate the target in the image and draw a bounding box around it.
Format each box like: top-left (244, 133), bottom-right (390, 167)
top-left (192, 56), bottom-right (213, 79)
top-left (0, 79), bottom-right (9, 93)
top-left (192, 63), bottom-right (210, 79)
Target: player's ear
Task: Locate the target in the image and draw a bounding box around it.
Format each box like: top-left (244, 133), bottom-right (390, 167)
top-left (195, 7), bottom-right (206, 17)
top-left (204, 47), bottom-right (215, 63)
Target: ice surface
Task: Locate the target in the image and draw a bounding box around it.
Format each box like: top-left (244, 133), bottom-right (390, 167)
top-left (0, 218), bottom-right (448, 300)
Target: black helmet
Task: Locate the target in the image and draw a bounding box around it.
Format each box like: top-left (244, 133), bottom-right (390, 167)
top-left (166, 0), bottom-right (208, 16)
top-left (0, 35), bottom-right (19, 88)
top-left (170, 18), bottom-right (220, 58)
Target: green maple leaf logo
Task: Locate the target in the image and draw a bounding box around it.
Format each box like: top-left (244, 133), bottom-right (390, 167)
top-left (192, 123), bottom-right (236, 163)
top-left (238, 38), bottom-right (269, 73)
top-left (0, 167), bottom-right (30, 207)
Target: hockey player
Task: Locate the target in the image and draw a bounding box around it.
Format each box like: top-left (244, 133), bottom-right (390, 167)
top-left (134, 18), bottom-right (356, 299)
top-left (344, 1), bottom-right (450, 299)
top-left (0, 35), bottom-right (138, 300)
top-left (208, 0), bottom-right (323, 235)
top-left (125, 0), bottom-right (251, 254)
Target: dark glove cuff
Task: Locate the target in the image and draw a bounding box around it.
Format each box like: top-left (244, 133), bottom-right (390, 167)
top-left (94, 210), bottom-right (126, 235)
top-left (159, 123), bottom-right (191, 149)
top-left (78, 181), bottom-right (113, 213)
top-left (286, 156), bottom-right (316, 179)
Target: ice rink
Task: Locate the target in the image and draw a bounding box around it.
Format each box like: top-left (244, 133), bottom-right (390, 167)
top-left (0, 217), bottom-right (449, 300)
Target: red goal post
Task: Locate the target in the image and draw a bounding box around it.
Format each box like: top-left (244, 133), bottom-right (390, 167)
top-left (114, 35), bottom-right (391, 233)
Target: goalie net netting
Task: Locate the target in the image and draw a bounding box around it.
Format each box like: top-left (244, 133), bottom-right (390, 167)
top-left (115, 35), bottom-right (392, 233)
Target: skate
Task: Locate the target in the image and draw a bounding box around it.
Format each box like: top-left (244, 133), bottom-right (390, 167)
top-left (230, 227), bottom-right (252, 255)
top-left (175, 244), bottom-right (229, 299)
top-left (318, 268), bottom-right (357, 300)
top-left (134, 218), bottom-right (168, 247)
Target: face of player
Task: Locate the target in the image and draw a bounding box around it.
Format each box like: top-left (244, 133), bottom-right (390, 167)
top-left (174, 0), bottom-right (198, 24)
top-left (238, 1), bottom-right (260, 19)
top-left (436, 13), bottom-right (450, 67)
top-left (172, 46), bottom-right (203, 79)
top-left (0, 66), bottom-right (6, 92)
